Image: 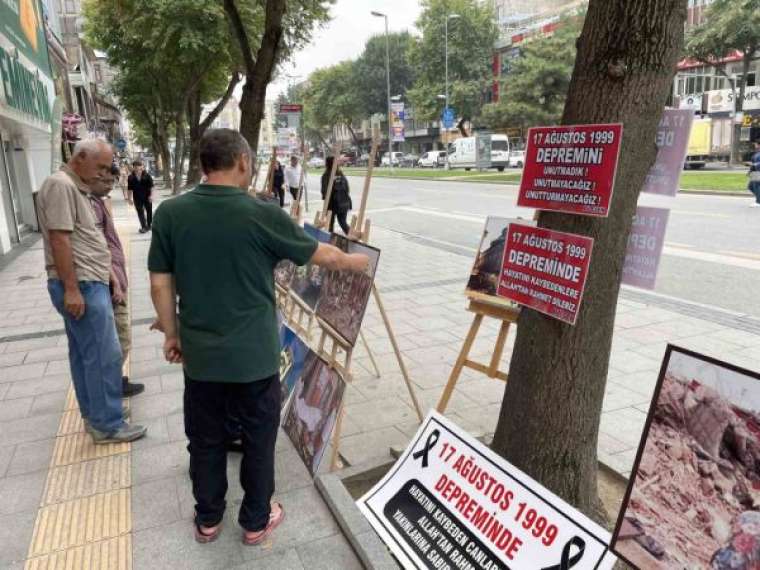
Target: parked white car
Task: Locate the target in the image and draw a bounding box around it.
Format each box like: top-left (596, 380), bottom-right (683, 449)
top-left (508, 150), bottom-right (525, 168)
top-left (381, 152), bottom-right (404, 167)
top-left (418, 150), bottom-right (447, 168)
top-left (307, 156), bottom-right (325, 169)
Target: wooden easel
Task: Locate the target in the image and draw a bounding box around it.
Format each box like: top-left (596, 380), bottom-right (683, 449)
top-left (325, 136), bottom-right (425, 471)
top-left (313, 142), bottom-right (341, 229)
top-left (436, 298), bottom-right (520, 413)
top-left (290, 146), bottom-right (309, 220)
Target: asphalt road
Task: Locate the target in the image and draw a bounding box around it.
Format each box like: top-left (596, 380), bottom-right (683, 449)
top-left (304, 173), bottom-right (760, 319)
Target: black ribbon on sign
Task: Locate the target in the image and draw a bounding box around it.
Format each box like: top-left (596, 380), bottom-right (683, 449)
top-left (412, 429), bottom-right (440, 468)
top-left (541, 536), bottom-right (586, 570)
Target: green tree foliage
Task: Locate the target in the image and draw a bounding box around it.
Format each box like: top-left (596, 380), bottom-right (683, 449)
top-left (407, 0), bottom-right (498, 125)
top-left (685, 0), bottom-right (760, 161)
top-left (84, 0), bottom-right (234, 191)
top-left (479, 15), bottom-right (583, 130)
top-left (301, 61), bottom-right (363, 146)
top-left (354, 32), bottom-right (416, 116)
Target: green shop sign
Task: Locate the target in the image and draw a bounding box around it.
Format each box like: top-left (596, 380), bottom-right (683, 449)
top-left (0, 0), bottom-right (51, 76)
top-left (0, 44), bottom-right (52, 123)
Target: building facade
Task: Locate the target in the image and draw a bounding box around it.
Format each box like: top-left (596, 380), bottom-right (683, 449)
top-left (0, 0), bottom-right (57, 253)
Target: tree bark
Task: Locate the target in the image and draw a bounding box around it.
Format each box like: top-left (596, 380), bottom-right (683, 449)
top-left (491, 0), bottom-right (687, 518)
top-left (186, 72), bottom-right (242, 185)
top-left (157, 125), bottom-right (172, 189)
top-left (172, 115), bottom-right (186, 195)
top-left (224, 0), bottom-right (286, 155)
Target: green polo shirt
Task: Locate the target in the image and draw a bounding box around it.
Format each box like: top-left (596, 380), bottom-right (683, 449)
top-left (148, 184), bottom-right (318, 382)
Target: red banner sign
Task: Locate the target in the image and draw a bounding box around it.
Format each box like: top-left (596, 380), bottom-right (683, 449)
top-left (279, 104), bottom-right (303, 113)
top-left (622, 206), bottom-right (670, 290)
top-left (497, 224), bottom-right (594, 325)
top-left (517, 123), bottom-right (623, 217)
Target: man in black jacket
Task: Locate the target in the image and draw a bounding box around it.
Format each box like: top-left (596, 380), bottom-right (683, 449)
top-left (127, 160), bottom-right (154, 233)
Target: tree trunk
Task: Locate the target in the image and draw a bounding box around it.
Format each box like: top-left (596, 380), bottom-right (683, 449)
top-left (225, 0), bottom-right (286, 155)
top-left (490, 0), bottom-right (687, 518)
top-left (172, 115), bottom-right (186, 195)
top-left (186, 90), bottom-right (203, 186)
top-left (186, 72), bottom-right (242, 185)
top-left (157, 123), bottom-right (172, 189)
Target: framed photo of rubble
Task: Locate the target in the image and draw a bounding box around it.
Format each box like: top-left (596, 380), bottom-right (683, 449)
top-left (466, 217), bottom-right (523, 307)
top-left (315, 235), bottom-right (380, 346)
top-left (612, 345), bottom-right (760, 569)
top-left (279, 325), bottom-right (310, 407)
top-left (290, 224), bottom-right (331, 310)
top-left (275, 260), bottom-right (296, 289)
top-left (282, 351), bottom-right (346, 476)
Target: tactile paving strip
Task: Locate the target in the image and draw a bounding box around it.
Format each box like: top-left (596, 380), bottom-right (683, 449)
top-left (25, 226), bottom-right (134, 570)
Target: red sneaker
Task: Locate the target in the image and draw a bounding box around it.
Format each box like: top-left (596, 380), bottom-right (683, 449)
top-left (242, 502), bottom-right (285, 546)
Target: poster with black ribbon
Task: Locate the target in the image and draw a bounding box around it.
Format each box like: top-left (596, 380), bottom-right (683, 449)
top-left (357, 411), bottom-right (617, 569)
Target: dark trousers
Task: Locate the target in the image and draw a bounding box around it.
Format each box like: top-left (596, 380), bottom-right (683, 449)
top-left (134, 197), bottom-right (153, 229)
top-left (289, 186), bottom-right (299, 201)
top-left (184, 373), bottom-right (281, 531)
top-left (274, 186), bottom-right (285, 207)
top-left (329, 210), bottom-right (350, 234)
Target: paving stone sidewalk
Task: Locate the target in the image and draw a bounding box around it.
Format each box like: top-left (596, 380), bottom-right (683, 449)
top-left (1, 189), bottom-right (759, 568)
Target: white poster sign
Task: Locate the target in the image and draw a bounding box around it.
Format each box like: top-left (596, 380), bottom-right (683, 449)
top-left (357, 412), bottom-right (617, 569)
top-left (707, 86), bottom-right (760, 114)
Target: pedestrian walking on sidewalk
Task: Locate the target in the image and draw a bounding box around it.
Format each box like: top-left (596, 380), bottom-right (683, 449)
top-left (148, 128), bottom-right (369, 545)
top-left (320, 156), bottom-right (352, 234)
top-left (36, 139), bottom-right (147, 444)
top-left (90, 165), bottom-right (145, 398)
top-left (749, 141), bottom-right (760, 208)
top-left (127, 160), bottom-right (154, 232)
top-left (285, 155), bottom-right (302, 202)
top-left (273, 160), bottom-right (285, 207)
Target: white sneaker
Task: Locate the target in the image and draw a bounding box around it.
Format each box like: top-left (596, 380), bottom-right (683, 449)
top-left (751, 202), bottom-right (760, 208)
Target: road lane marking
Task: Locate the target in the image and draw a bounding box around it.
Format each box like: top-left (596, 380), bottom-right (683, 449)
top-left (662, 246), bottom-right (760, 271)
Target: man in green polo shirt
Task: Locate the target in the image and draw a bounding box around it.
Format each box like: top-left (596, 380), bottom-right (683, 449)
top-left (148, 128), bottom-right (368, 545)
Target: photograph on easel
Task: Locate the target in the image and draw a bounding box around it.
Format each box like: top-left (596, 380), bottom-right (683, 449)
top-left (612, 345), bottom-right (760, 569)
top-left (466, 217), bottom-right (516, 301)
top-left (279, 325), bottom-right (310, 407)
top-left (282, 351), bottom-right (346, 476)
top-left (290, 224), bottom-right (331, 310)
top-left (315, 235), bottom-right (380, 346)
top-left (275, 260), bottom-right (296, 289)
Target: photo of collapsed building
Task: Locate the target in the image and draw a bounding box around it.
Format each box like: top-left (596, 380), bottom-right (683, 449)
top-left (315, 235), bottom-right (380, 346)
top-left (466, 217), bottom-right (511, 298)
top-left (275, 259), bottom-right (296, 289)
top-left (613, 346), bottom-right (760, 569)
top-left (290, 224), bottom-right (331, 309)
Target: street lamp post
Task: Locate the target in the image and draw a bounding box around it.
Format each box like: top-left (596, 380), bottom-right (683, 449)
top-left (444, 14), bottom-right (460, 148)
top-left (371, 11), bottom-right (393, 173)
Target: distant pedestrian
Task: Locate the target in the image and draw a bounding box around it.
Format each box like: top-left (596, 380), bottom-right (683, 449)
top-left (320, 156), bottom-right (351, 234)
top-left (148, 128), bottom-right (368, 545)
top-left (90, 164), bottom-right (145, 398)
top-left (284, 155), bottom-right (302, 202)
top-left (128, 160), bottom-right (154, 232)
top-left (118, 162), bottom-right (129, 201)
top-left (749, 141), bottom-right (760, 208)
top-left (273, 160), bottom-right (285, 207)
top-left (36, 139), bottom-right (147, 444)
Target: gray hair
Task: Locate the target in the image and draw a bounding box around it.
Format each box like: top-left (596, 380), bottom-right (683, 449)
top-left (72, 138), bottom-right (113, 158)
top-left (200, 129), bottom-right (252, 174)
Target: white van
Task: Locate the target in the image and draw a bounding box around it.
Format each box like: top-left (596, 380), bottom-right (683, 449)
top-left (446, 134), bottom-right (510, 171)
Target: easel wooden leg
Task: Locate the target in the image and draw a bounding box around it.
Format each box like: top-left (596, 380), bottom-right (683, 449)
top-left (329, 403), bottom-right (345, 472)
top-left (359, 330), bottom-right (381, 379)
top-left (436, 313), bottom-right (484, 414)
top-left (372, 285), bottom-right (424, 423)
top-left (487, 321), bottom-right (510, 378)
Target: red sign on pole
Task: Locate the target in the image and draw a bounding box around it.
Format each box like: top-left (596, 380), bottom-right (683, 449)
top-left (497, 224), bottom-right (594, 325)
top-left (279, 104), bottom-right (303, 113)
top-left (517, 123), bottom-right (623, 217)
top-left (622, 206), bottom-right (670, 290)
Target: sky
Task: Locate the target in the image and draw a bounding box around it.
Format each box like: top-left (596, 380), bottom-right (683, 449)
top-left (268, 0), bottom-right (424, 98)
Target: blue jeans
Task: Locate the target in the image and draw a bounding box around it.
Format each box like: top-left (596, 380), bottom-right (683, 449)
top-left (750, 180), bottom-right (760, 204)
top-left (48, 280), bottom-right (124, 433)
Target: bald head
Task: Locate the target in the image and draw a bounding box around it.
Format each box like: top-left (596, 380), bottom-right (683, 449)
top-left (69, 138), bottom-right (114, 187)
